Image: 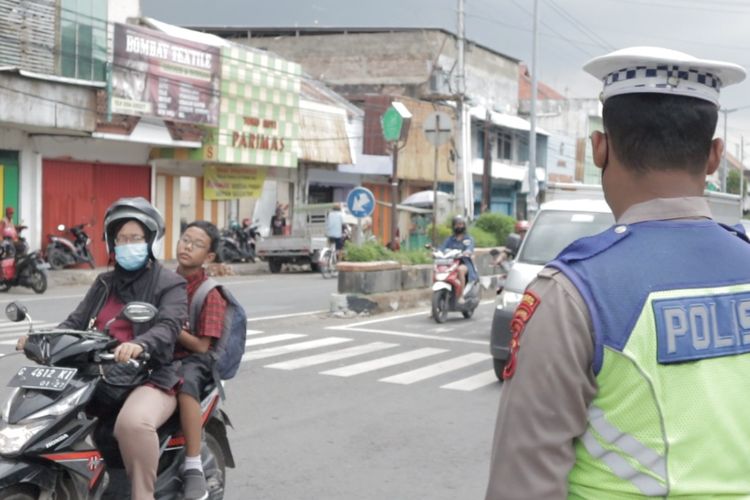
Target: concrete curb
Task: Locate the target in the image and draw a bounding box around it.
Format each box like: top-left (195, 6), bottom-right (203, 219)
top-left (329, 276), bottom-right (501, 317)
top-left (46, 260), bottom-right (269, 288)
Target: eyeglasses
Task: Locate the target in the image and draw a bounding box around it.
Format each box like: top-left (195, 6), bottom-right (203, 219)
top-left (178, 235), bottom-right (208, 250)
top-left (115, 234), bottom-right (145, 245)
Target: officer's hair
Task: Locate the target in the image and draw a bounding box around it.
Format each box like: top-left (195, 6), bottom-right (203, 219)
top-left (185, 220), bottom-right (220, 254)
top-left (603, 93), bottom-right (719, 175)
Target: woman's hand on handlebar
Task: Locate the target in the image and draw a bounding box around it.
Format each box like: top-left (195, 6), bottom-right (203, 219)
top-left (114, 342), bottom-right (144, 363)
top-left (15, 335), bottom-right (27, 351)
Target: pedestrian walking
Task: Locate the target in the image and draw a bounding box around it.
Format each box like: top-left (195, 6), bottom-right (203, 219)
top-left (485, 47), bottom-right (750, 499)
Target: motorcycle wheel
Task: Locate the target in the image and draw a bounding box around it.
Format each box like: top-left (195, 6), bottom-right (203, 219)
top-left (29, 269), bottom-right (47, 294)
top-left (84, 248), bottom-right (95, 269)
top-left (46, 247), bottom-right (67, 270)
top-left (493, 358), bottom-right (507, 382)
top-left (203, 431), bottom-right (227, 500)
top-left (431, 290), bottom-right (449, 323)
top-left (0, 484), bottom-right (38, 499)
top-left (218, 245), bottom-right (236, 264)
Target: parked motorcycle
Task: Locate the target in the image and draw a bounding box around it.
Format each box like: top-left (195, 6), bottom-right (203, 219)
top-left (0, 229), bottom-right (48, 294)
top-left (46, 223), bottom-right (95, 270)
top-left (0, 301), bottom-right (234, 499)
top-left (217, 222), bottom-right (259, 263)
top-left (430, 248), bottom-right (480, 323)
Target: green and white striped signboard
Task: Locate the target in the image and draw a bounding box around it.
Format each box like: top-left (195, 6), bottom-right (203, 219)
top-left (216, 45), bottom-right (301, 168)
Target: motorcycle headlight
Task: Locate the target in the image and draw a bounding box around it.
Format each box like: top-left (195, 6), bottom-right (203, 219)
top-left (435, 272), bottom-right (449, 281)
top-left (499, 290), bottom-right (524, 311)
top-left (0, 419), bottom-right (49, 455)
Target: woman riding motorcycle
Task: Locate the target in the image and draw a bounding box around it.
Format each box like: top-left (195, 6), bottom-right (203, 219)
top-left (49, 197), bottom-right (186, 500)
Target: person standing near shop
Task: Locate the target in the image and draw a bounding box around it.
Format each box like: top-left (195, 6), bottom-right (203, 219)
top-left (486, 47), bottom-right (750, 499)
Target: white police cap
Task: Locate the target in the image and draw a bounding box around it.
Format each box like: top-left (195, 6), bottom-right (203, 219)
top-left (583, 47), bottom-right (746, 106)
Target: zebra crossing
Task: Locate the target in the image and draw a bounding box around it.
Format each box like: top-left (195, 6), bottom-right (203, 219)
top-left (244, 329), bottom-right (498, 393)
top-left (0, 321), bottom-right (500, 393)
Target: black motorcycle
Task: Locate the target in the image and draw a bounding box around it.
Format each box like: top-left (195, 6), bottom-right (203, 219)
top-left (46, 224), bottom-right (95, 270)
top-left (0, 301), bottom-right (234, 499)
top-left (0, 234), bottom-right (47, 294)
top-left (217, 224), bottom-right (258, 263)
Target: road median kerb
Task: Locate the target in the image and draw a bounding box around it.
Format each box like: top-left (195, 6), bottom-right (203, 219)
top-left (46, 260), bottom-right (268, 288)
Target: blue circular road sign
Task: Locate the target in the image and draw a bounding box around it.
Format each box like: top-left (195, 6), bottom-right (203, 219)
top-left (347, 187), bottom-right (375, 218)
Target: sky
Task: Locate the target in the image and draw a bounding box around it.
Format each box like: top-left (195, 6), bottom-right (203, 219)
top-left (142, 0), bottom-right (750, 156)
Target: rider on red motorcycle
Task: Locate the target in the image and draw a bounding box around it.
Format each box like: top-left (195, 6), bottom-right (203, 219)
top-left (439, 215), bottom-right (477, 298)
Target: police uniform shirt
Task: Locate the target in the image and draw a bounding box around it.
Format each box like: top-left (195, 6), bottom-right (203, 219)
top-left (484, 196), bottom-right (712, 500)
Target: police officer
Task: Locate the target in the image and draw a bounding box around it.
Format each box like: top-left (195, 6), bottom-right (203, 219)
top-left (440, 215), bottom-right (477, 298)
top-left (485, 47), bottom-right (750, 499)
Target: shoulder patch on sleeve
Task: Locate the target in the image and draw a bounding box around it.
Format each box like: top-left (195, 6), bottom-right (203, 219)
top-left (555, 225), bottom-right (628, 264)
top-left (502, 290), bottom-right (542, 380)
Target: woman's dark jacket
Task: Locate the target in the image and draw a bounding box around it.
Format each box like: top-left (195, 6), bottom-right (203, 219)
top-left (58, 261), bottom-right (187, 390)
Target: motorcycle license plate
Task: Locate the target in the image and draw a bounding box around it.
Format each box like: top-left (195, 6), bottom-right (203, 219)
top-left (7, 366), bottom-right (77, 391)
top-left (37, 262), bottom-right (51, 269)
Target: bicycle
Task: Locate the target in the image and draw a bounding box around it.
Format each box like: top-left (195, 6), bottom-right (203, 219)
top-left (319, 238), bottom-right (338, 279)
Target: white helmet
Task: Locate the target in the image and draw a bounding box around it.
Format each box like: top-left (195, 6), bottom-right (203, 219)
top-left (103, 197), bottom-right (165, 258)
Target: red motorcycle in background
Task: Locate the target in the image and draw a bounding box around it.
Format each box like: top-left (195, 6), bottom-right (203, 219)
top-left (0, 225), bottom-right (48, 294)
top-left (45, 223), bottom-right (95, 270)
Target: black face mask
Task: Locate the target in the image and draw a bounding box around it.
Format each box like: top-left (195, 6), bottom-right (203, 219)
top-left (453, 226), bottom-right (465, 236)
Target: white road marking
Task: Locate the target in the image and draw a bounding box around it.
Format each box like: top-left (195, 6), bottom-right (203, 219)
top-left (246, 329), bottom-right (265, 336)
top-left (321, 348), bottom-right (447, 377)
top-left (331, 326), bottom-right (488, 346)
top-left (328, 310), bottom-right (431, 329)
top-left (245, 334), bottom-right (305, 347)
top-left (247, 310), bottom-right (327, 322)
top-left (0, 293), bottom-right (86, 303)
top-left (242, 337), bottom-right (352, 361)
top-left (0, 321), bottom-right (57, 331)
top-left (266, 342), bottom-right (398, 370)
top-left (441, 370), bottom-right (499, 391)
top-left (380, 353), bottom-right (491, 385)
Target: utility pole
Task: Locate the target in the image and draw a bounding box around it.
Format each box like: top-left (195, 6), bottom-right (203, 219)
top-left (481, 109), bottom-right (491, 213)
top-left (527, 0), bottom-right (539, 218)
top-left (455, 0), bottom-right (467, 217)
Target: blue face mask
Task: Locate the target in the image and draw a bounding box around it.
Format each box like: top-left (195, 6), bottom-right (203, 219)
top-left (114, 243), bottom-right (149, 271)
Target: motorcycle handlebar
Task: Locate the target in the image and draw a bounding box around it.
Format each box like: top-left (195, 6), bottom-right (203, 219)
top-left (97, 351), bottom-right (151, 366)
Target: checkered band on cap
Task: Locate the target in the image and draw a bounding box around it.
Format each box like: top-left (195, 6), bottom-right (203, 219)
top-left (602, 64), bottom-right (722, 104)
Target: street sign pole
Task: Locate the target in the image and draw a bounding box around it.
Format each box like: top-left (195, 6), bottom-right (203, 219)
top-left (432, 118), bottom-right (439, 247)
top-left (422, 111), bottom-right (454, 246)
top-left (381, 103), bottom-right (412, 250)
top-left (391, 144), bottom-right (399, 249)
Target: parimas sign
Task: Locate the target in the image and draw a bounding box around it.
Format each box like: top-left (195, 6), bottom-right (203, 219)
top-left (111, 23), bottom-right (220, 125)
top-left (216, 45), bottom-right (301, 168)
top-left (203, 164), bottom-right (266, 200)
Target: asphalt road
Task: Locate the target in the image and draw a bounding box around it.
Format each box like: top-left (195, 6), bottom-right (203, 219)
top-left (0, 271), bottom-right (503, 499)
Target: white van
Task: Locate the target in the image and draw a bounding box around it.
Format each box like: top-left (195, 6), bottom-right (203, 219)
top-left (488, 184), bottom-right (742, 381)
top-left (489, 199), bottom-right (613, 379)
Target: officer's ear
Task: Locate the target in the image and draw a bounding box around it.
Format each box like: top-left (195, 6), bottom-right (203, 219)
top-left (591, 131), bottom-right (608, 170)
top-left (706, 138), bottom-right (723, 176)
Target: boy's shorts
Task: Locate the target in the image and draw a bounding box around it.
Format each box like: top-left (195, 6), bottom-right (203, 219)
top-left (178, 352), bottom-right (215, 401)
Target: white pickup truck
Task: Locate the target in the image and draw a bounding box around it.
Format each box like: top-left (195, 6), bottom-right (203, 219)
top-left (255, 204), bottom-right (359, 273)
top-left (489, 183), bottom-right (743, 380)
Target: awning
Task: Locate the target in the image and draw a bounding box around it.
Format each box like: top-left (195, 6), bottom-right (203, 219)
top-left (471, 158), bottom-right (546, 184)
top-left (339, 154), bottom-right (392, 176)
top-left (298, 100), bottom-right (352, 164)
top-left (470, 106), bottom-right (549, 136)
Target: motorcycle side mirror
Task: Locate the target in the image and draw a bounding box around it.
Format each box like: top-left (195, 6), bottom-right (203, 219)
top-left (5, 302), bottom-right (27, 322)
top-left (121, 302), bottom-right (158, 324)
top-left (424, 243), bottom-right (433, 249)
top-left (57, 224), bottom-right (66, 231)
top-left (101, 302), bottom-right (158, 335)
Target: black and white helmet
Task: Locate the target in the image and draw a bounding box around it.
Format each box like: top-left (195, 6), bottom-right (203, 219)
top-left (103, 197), bottom-right (165, 258)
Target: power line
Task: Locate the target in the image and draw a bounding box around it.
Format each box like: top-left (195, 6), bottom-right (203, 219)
top-left (544, 0), bottom-right (616, 51)
top-left (507, 0), bottom-right (597, 57)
